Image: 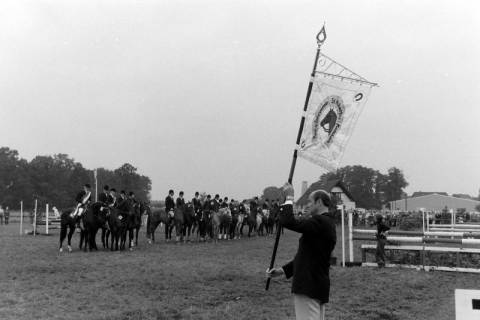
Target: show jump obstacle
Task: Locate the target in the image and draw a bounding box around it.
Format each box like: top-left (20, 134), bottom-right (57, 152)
top-left (345, 211), bottom-right (480, 273)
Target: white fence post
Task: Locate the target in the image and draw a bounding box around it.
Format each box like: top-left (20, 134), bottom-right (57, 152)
top-left (348, 210), bottom-right (353, 262)
top-left (19, 201), bottom-right (23, 235)
top-left (33, 199), bottom-right (37, 236)
top-left (46, 203), bottom-right (49, 235)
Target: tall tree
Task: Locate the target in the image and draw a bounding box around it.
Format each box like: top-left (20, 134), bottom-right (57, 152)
top-left (317, 165), bottom-right (408, 210)
top-left (382, 167), bottom-right (409, 203)
top-left (262, 186), bottom-right (283, 202)
top-left (0, 147), bottom-right (33, 208)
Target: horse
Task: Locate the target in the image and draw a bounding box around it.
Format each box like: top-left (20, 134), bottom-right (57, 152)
top-left (320, 108), bottom-right (337, 134)
top-left (145, 207), bottom-right (174, 243)
top-left (265, 209), bottom-right (275, 235)
top-left (182, 202), bottom-right (195, 242)
top-left (218, 207), bottom-right (232, 240)
top-left (229, 204), bottom-right (239, 240)
top-left (59, 209), bottom-right (83, 252)
top-left (256, 210), bottom-right (265, 236)
top-left (211, 210), bottom-right (221, 242)
top-left (234, 212), bottom-right (247, 239)
top-left (247, 206), bottom-right (257, 237)
top-left (194, 208), bottom-right (208, 242)
top-left (107, 207), bottom-right (127, 251)
top-left (126, 201), bottom-right (143, 249)
top-left (173, 205), bottom-right (185, 243)
top-left (82, 202), bottom-right (109, 252)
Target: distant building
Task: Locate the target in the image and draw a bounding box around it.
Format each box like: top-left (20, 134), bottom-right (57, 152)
top-left (411, 191), bottom-right (449, 198)
top-left (296, 179), bottom-right (355, 210)
top-left (389, 193), bottom-right (480, 212)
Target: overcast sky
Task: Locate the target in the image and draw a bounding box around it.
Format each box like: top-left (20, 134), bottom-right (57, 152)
top-left (1, 0), bottom-right (479, 201)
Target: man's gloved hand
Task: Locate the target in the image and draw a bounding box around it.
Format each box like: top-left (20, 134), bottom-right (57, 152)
top-left (266, 267), bottom-right (285, 279)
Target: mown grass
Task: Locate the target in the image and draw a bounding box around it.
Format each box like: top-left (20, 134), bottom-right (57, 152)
top-left (0, 223), bottom-right (479, 319)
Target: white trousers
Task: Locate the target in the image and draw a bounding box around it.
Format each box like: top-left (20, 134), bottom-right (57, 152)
top-left (293, 294), bottom-right (325, 320)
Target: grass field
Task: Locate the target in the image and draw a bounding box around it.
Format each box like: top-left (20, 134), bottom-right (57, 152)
top-left (0, 222), bottom-right (479, 320)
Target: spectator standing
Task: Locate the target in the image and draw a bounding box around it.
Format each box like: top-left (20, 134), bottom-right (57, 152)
top-left (376, 215), bottom-right (390, 268)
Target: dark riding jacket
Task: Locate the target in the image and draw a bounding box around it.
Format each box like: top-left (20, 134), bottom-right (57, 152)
top-left (203, 200), bottom-right (213, 212)
top-left (165, 196), bottom-right (175, 212)
top-left (280, 203), bottom-right (336, 304)
top-left (75, 190), bottom-right (91, 207)
top-left (193, 198), bottom-right (202, 213)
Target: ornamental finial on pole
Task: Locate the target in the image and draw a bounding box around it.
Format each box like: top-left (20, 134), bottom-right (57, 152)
top-left (316, 24), bottom-right (327, 47)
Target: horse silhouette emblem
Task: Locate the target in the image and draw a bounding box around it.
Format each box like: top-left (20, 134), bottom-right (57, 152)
top-left (320, 108), bottom-right (338, 134)
top-left (312, 95), bottom-right (345, 145)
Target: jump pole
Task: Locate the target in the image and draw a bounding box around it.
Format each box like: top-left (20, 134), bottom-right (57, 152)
top-left (19, 200), bottom-right (23, 235)
top-left (265, 26), bottom-right (326, 291)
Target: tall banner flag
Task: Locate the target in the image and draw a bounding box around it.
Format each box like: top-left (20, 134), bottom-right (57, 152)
top-left (266, 26), bottom-right (377, 291)
top-left (298, 53), bottom-right (376, 171)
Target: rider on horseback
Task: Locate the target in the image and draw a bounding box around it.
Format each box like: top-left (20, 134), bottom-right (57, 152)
top-left (71, 184), bottom-right (92, 218)
top-left (176, 191), bottom-right (185, 209)
top-left (98, 185), bottom-right (110, 207)
top-left (165, 190), bottom-right (175, 218)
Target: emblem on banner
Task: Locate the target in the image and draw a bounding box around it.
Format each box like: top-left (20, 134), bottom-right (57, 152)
top-left (312, 95), bottom-right (345, 145)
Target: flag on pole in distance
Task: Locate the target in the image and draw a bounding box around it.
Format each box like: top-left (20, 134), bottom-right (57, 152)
top-left (298, 53), bottom-right (376, 171)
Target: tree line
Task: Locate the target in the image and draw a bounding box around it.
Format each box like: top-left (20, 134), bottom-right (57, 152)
top-left (262, 165), bottom-right (409, 210)
top-left (0, 147), bottom-right (151, 210)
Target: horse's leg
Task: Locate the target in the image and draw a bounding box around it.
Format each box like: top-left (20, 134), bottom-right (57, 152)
top-left (106, 229), bottom-right (110, 249)
top-left (59, 223), bottom-right (67, 252)
top-left (129, 228), bottom-right (134, 250)
top-left (83, 231), bottom-right (88, 252)
top-left (101, 228), bottom-right (106, 248)
top-left (166, 223), bottom-right (170, 241)
top-left (135, 227), bottom-right (139, 246)
top-left (67, 225), bottom-right (75, 252)
top-left (115, 232), bottom-right (119, 251)
top-left (110, 230), bottom-right (115, 251)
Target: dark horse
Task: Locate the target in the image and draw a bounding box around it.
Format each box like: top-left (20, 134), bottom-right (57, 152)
top-left (145, 206), bottom-right (174, 243)
top-left (182, 202), bottom-right (195, 242)
top-left (82, 203), bottom-right (109, 252)
top-left (174, 205), bottom-right (184, 243)
top-left (107, 207), bottom-right (127, 251)
top-left (125, 201), bottom-right (143, 250)
top-left (59, 209), bottom-right (84, 252)
top-left (247, 207), bottom-right (257, 237)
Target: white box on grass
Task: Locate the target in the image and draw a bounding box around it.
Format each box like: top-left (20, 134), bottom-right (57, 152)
top-left (455, 289), bottom-right (480, 320)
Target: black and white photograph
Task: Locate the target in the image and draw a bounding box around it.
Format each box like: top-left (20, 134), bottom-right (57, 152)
top-left (1, 1), bottom-right (479, 319)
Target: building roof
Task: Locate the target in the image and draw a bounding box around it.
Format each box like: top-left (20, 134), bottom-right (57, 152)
top-left (296, 179), bottom-right (354, 206)
top-left (411, 191), bottom-right (448, 198)
top-left (404, 193), bottom-right (480, 204)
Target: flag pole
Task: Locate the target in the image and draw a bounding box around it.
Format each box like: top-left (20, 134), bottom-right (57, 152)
top-left (266, 26), bottom-right (326, 291)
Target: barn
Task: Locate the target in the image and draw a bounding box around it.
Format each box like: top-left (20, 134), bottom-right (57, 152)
top-left (389, 193), bottom-right (480, 212)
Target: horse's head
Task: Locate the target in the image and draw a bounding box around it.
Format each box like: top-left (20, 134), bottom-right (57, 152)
top-left (320, 109), bottom-right (337, 133)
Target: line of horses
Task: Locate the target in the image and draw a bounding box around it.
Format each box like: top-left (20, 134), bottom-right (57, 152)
top-left (59, 201), bottom-right (281, 252)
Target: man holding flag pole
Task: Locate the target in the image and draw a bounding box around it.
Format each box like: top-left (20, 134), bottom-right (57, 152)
top-left (265, 25), bottom-right (377, 319)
